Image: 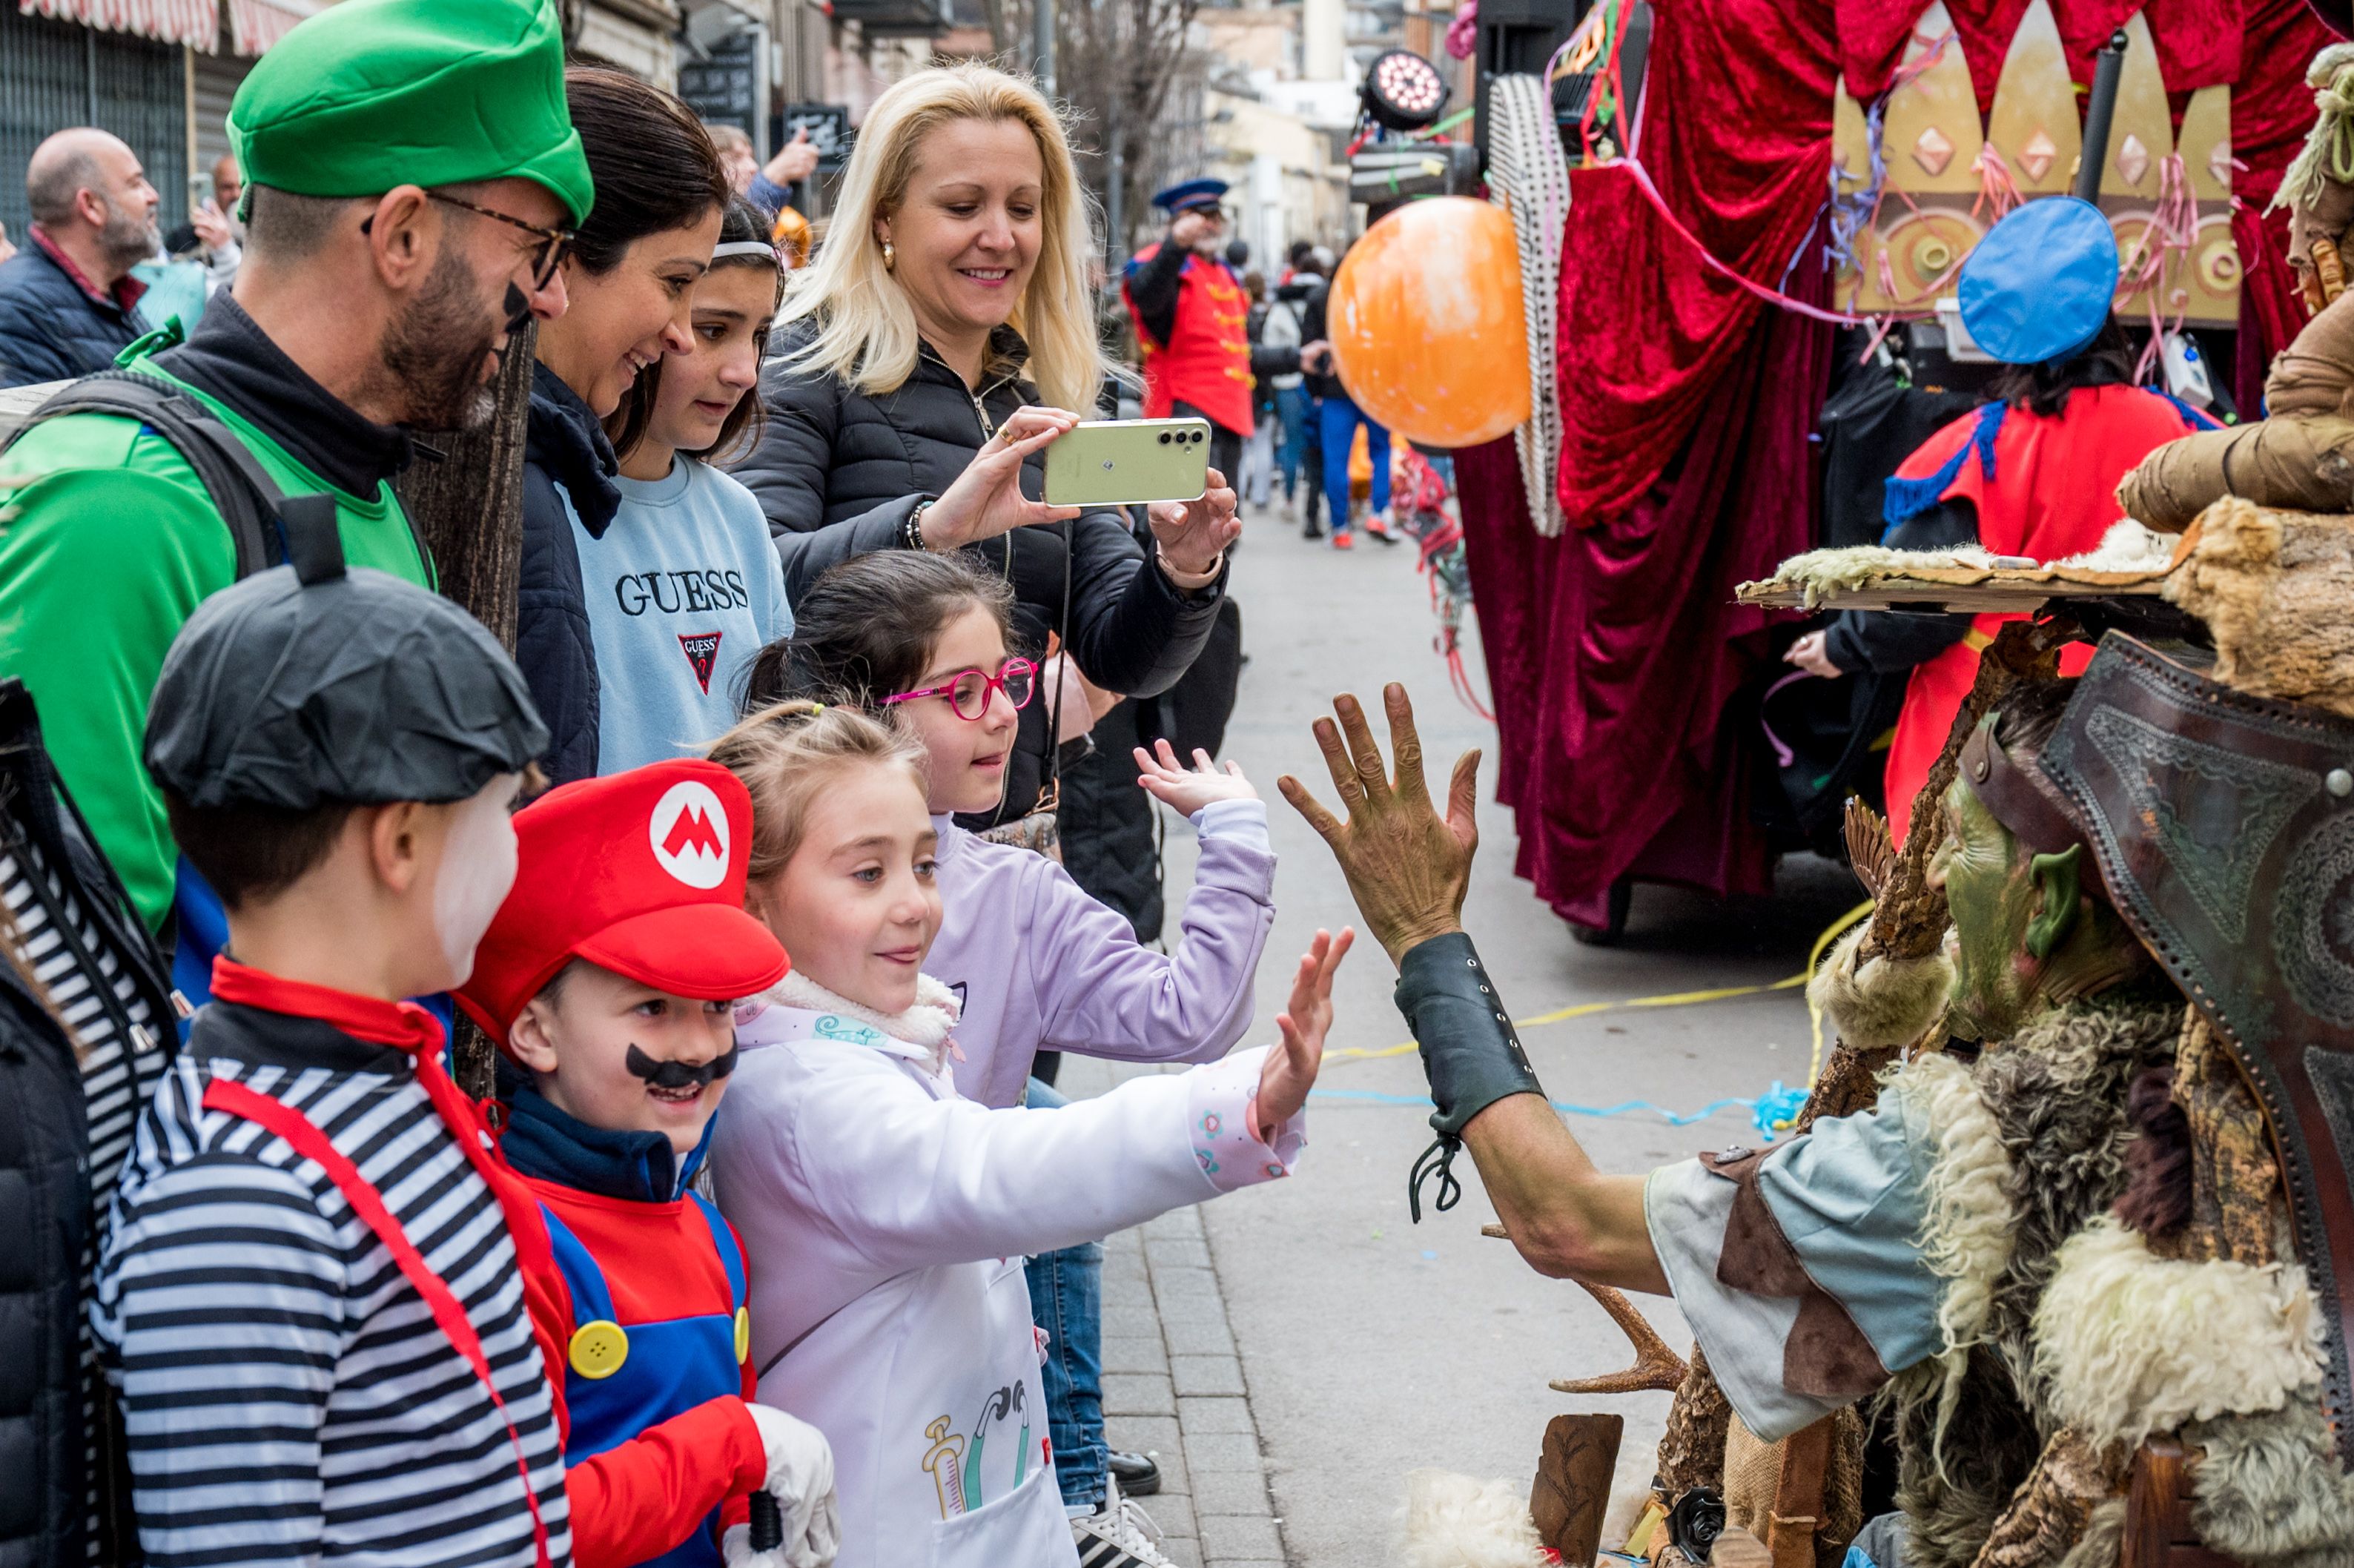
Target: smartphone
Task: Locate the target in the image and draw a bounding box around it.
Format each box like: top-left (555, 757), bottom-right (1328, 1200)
top-left (1042, 417), bottom-right (1212, 507)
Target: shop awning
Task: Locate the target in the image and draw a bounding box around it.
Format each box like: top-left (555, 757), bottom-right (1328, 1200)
top-left (227, 0), bottom-right (315, 55)
top-left (19, 0), bottom-right (216, 50)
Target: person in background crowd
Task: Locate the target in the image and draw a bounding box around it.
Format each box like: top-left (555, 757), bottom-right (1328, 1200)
top-left (1120, 180), bottom-right (1252, 485)
top-left (741, 550), bottom-right (1280, 1561)
top-left (1295, 242), bottom-right (1396, 549)
top-left (0, 0), bottom-right (586, 976)
top-left (583, 196), bottom-right (792, 774)
top-left (457, 761), bottom-right (839, 1568)
top-left (162, 153), bottom-right (245, 294)
top-left (1238, 268), bottom-right (1280, 511)
top-left (1283, 246), bottom-right (1331, 537)
top-left (1264, 267), bottom-right (1314, 525)
top-left (98, 543), bottom-right (566, 1568)
top-left (0, 128), bottom-right (159, 386)
top-left (519, 66), bottom-right (730, 785)
top-left (735, 62), bottom-right (1240, 835)
top-left (1779, 198), bottom-right (2212, 841)
top-left (709, 121), bottom-right (822, 220)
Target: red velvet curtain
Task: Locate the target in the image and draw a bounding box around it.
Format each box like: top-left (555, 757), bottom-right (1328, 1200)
top-left (1458, 0), bottom-right (2336, 924)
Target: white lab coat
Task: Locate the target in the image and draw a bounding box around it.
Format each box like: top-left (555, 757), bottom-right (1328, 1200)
top-left (710, 972), bottom-right (1299, 1568)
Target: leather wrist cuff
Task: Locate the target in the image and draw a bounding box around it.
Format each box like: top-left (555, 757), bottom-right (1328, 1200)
top-left (1393, 932), bottom-right (1546, 1220)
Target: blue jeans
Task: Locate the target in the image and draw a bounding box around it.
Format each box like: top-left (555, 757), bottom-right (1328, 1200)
top-left (1022, 1077), bottom-right (1108, 1511)
top-left (1320, 391), bottom-right (1390, 532)
top-left (1274, 385), bottom-right (1312, 499)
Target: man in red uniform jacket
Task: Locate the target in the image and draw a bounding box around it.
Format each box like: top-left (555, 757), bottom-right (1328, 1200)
top-left (1123, 181), bottom-right (1328, 487)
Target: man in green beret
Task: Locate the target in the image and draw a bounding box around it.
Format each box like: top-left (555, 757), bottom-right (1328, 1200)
top-left (0, 0), bottom-right (592, 970)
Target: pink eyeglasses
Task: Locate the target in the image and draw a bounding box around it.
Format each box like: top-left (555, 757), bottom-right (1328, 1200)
top-left (880, 658), bottom-right (1039, 721)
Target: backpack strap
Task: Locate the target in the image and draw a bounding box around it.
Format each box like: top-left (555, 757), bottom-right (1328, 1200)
top-left (9, 370), bottom-right (289, 579)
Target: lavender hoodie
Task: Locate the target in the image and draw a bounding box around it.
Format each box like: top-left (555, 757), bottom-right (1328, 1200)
top-left (927, 798), bottom-right (1278, 1108)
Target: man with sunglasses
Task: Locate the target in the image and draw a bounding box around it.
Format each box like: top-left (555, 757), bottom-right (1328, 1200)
top-left (0, 0), bottom-right (592, 967)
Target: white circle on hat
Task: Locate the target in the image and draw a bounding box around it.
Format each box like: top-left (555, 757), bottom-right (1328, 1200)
top-left (649, 779), bottom-right (730, 890)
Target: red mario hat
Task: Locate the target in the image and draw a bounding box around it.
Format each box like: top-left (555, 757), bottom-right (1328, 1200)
top-left (457, 759), bottom-right (788, 1048)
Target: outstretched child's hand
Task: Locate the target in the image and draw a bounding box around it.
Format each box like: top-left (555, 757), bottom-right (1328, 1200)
top-left (1254, 927), bottom-right (1354, 1144)
top-left (1134, 738), bottom-right (1260, 816)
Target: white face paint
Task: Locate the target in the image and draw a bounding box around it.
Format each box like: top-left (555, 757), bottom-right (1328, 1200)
top-left (433, 773), bottom-right (522, 988)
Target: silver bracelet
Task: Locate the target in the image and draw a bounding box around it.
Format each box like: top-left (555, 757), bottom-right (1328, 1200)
top-left (902, 502), bottom-right (933, 552)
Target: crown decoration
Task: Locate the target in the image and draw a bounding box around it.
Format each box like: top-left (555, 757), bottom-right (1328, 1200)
top-left (1831, 0), bottom-right (2239, 329)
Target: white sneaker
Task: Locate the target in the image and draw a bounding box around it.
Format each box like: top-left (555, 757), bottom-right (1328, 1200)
top-left (1071, 1474), bottom-right (1177, 1568)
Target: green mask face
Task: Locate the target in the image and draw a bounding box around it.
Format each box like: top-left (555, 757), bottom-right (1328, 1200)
top-left (1936, 761), bottom-right (2086, 1042)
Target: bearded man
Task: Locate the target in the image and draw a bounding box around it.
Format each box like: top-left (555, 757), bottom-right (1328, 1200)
top-left (0, 128), bottom-right (163, 386)
top-left (0, 0), bottom-right (592, 951)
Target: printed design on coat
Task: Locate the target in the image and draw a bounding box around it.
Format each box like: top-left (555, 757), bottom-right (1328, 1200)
top-left (678, 632), bottom-right (723, 695)
top-left (918, 1383), bottom-right (1034, 1519)
top-left (813, 1014), bottom-right (886, 1047)
top-left (649, 778), bottom-right (730, 890)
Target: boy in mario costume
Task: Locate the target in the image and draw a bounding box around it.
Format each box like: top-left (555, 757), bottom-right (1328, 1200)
top-left (458, 760), bottom-right (839, 1568)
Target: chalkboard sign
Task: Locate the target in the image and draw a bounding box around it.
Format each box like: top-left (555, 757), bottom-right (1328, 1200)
top-left (680, 31), bottom-right (761, 136)
top-left (774, 105), bottom-right (855, 171)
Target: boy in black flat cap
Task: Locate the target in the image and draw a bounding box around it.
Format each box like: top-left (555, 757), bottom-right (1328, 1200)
top-left (90, 517), bottom-right (575, 1568)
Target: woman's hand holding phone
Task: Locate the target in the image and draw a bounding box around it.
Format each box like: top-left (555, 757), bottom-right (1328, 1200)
top-left (918, 406), bottom-right (1083, 550)
top-left (1148, 466), bottom-right (1241, 580)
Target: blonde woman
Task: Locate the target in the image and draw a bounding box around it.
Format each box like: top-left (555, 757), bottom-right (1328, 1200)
top-left (733, 61), bottom-right (1240, 834)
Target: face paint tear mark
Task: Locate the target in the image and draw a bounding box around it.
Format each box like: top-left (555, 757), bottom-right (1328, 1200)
top-left (625, 1041), bottom-right (740, 1090)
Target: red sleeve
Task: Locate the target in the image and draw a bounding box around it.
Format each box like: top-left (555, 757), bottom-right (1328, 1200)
top-left (566, 1395), bottom-right (768, 1568)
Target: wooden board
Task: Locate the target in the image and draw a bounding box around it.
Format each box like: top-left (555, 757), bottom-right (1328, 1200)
top-left (1736, 569), bottom-right (2171, 612)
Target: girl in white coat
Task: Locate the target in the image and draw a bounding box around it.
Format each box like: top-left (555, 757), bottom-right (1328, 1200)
top-left (704, 701), bottom-right (1349, 1568)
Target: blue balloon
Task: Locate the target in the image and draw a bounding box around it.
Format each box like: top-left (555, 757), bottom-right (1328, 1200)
top-left (1957, 196), bottom-right (2119, 365)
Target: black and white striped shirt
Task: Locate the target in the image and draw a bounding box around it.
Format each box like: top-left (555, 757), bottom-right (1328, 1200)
top-left (0, 837), bottom-right (171, 1557)
top-left (92, 999), bottom-right (572, 1568)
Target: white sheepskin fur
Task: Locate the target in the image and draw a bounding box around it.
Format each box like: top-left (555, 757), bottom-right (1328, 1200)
top-left (2051, 518), bottom-right (2179, 575)
top-left (1891, 1053), bottom-right (2017, 1366)
top-left (1395, 1470), bottom-right (1547, 1568)
top-left (1760, 544), bottom-right (2000, 608)
top-left (1808, 924), bottom-right (1954, 1049)
top-left (2031, 1218), bottom-right (2325, 1453)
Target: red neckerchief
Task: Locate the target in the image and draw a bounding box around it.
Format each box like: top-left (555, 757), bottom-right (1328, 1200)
top-left (29, 223), bottom-right (148, 315)
top-left (205, 959), bottom-right (575, 1432)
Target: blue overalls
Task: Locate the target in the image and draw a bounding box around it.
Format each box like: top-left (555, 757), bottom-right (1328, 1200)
top-left (540, 1193), bottom-right (750, 1568)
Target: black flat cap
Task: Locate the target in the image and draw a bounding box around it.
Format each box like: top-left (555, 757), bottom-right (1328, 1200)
top-left (145, 527), bottom-right (547, 810)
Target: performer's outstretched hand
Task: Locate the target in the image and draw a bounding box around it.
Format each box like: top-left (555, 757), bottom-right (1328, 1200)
top-left (1254, 927), bottom-right (1353, 1143)
top-left (1277, 684), bottom-right (1480, 966)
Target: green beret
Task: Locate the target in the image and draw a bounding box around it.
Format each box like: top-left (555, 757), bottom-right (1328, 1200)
top-left (228, 0), bottom-right (593, 225)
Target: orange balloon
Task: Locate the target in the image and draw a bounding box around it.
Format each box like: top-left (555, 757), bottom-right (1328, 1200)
top-left (1327, 198), bottom-right (1530, 449)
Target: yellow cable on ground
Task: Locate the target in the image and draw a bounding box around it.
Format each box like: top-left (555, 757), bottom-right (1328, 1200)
top-left (1325, 898), bottom-right (1878, 1070)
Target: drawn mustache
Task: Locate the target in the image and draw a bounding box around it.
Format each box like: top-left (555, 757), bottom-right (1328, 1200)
top-left (625, 1042), bottom-right (739, 1090)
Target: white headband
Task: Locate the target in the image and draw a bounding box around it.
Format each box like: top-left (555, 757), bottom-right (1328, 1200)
top-left (712, 240), bottom-right (781, 262)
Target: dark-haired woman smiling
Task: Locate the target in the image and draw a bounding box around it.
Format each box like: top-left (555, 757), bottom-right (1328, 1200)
top-left (518, 66), bottom-right (732, 784)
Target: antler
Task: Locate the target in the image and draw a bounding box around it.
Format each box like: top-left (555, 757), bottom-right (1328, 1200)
top-left (1842, 797), bottom-right (1896, 902)
top-left (1482, 1225), bottom-right (1690, 1395)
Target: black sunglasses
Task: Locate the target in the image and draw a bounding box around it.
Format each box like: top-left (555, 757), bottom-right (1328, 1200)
top-left (360, 192), bottom-right (575, 289)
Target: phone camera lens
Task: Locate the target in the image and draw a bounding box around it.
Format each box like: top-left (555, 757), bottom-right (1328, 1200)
top-left (1158, 431), bottom-right (1172, 445)
top-left (1193, 430), bottom-right (1206, 444)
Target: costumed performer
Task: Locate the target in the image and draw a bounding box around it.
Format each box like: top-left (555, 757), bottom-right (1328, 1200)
top-left (1783, 198), bottom-right (2214, 841)
top-left (457, 760), bottom-right (839, 1568)
top-left (1276, 679), bottom-right (2344, 1567)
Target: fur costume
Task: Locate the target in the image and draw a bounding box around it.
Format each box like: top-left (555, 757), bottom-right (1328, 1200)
top-left (1885, 995), bottom-right (2178, 1568)
top-left (1396, 1470), bottom-right (1547, 1568)
top-left (2161, 500), bottom-right (2354, 720)
top-left (2030, 1219), bottom-right (2324, 1452)
top-left (1810, 925), bottom-right (1954, 1051)
top-left (2185, 1395), bottom-right (2354, 1567)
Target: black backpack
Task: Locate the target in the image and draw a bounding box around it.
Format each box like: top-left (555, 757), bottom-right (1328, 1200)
top-left (4, 368), bottom-right (350, 575)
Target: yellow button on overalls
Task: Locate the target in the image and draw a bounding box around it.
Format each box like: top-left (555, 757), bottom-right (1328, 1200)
top-left (569, 1319), bottom-right (629, 1379)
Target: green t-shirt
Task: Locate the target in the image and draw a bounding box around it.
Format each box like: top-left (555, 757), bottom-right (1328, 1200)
top-left (0, 337), bottom-right (432, 931)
